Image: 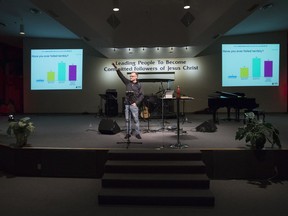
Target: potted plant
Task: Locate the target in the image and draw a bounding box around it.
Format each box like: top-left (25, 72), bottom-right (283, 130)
top-left (235, 112), bottom-right (281, 150)
top-left (7, 117), bottom-right (35, 147)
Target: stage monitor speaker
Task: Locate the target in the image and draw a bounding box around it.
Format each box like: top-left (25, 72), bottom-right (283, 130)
top-left (196, 120), bottom-right (217, 132)
top-left (98, 119), bottom-right (120, 134)
top-left (105, 101), bottom-right (118, 116)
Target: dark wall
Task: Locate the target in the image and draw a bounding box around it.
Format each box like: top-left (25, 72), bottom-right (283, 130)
top-left (1, 145), bottom-right (288, 180)
top-left (0, 43), bottom-right (23, 114)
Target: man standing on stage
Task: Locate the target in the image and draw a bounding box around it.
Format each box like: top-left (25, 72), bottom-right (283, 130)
top-left (112, 63), bottom-right (144, 139)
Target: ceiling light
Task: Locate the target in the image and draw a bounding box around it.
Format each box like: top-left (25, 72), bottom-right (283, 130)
top-left (19, 24), bottom-right (25, 35)
top-left (29, 8), bottom-right (41, 15)
top-left (19, 19), bottom-right (25, 35)
top-left (128, 48), bottom-right (133, 54)
top-left (184, 0), bottom-right (190, 9)
top-left (260, 3), bottom-right (273, 10)
top-left (113, 0), bottom-right (120, 12)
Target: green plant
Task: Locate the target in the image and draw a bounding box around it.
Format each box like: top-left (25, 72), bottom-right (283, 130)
top-left (7, 117), bottom-right (35, 147)
top-left (235, 112), bottom-right (281, 149)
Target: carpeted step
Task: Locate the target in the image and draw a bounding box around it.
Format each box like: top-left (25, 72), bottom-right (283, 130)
top-left (104, 160), bottom-right (206, 173)
top-left (98, 188), bottom-right (215, 206)
top-left (102, 173), bottom-right (210, 189)
top-left (107, 149), bottom-right (203, 161)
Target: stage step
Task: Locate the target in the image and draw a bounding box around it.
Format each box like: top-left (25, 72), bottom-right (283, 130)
top-left (98, 150), bottom-right (215, 206)
top-left (107, 149), bottom-right (203, 161)
top-left (102, 173), bottom-right (210, 189)
top-left (98, 188), bottom-right (215, 206)
top-left (104, 160), bottom-right (206, 174)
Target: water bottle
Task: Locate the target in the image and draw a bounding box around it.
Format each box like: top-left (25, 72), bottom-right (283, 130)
top-left (176, 85), bottom-right (181, 98)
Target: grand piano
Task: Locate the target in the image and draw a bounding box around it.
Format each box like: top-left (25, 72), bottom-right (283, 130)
top-left (208, 91), bottom-right (259, 123)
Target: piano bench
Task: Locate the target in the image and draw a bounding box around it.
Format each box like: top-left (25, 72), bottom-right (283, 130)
top-left (244, 109), bottom-right (265, 123)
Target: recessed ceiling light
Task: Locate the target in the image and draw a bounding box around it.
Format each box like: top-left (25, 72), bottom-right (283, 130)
top-left (260, 3), bottom-right (273, 10)
top-left (113, 0), bottom-right (120, 12)
top-left (29, 8), bottom-right (41, 14)
top-left (184, 0), bottom-right (190, 9)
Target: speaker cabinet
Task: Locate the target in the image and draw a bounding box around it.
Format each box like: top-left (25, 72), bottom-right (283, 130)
top-left (98, 119), bottom-right (120, 134)
top-left (105, 100), bottom-right (118, 117)
top-left (196, 120), bottom-right (217, 132)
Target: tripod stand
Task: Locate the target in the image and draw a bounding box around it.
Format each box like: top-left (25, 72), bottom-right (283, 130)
top-left (117, 91), bottom-right (142, 148)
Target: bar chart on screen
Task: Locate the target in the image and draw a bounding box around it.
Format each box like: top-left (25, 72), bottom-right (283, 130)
top-left (31, 49), bottom-right (83, 90)
top-left (222, 44), bottom-right (279, 87)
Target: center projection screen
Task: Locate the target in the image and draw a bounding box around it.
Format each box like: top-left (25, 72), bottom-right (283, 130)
top-left (222, 44), bottom-right (279, 87)
top-left (31, 49), bottom-right (83, 90)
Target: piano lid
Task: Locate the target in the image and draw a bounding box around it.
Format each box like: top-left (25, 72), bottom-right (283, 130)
top-left (215, 91), bottom-right (246, 98)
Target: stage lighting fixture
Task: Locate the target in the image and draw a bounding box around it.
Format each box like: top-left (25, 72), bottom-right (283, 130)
top-left (113, 0), bottom-right (119, 12)
top-left (184, 0), bottom-right (190, 9)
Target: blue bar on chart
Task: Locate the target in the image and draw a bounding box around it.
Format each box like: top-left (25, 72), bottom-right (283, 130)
top-left (264, 60), bottom-right (273, 77)
top-left (252, 57), bottom-right (261, 78)
top-left (58, 62), bottom-right (66, 81)
top-left (69, 65), bottom-right (77, 81)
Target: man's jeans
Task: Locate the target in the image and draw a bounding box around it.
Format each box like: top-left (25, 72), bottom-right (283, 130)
top-left (125, 104), bottom-right (140, 135)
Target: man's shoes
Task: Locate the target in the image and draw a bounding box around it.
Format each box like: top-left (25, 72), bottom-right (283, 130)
top-left (124, 134), bottom-right (131, 139)
top-left (136, 134), bottom-right (142, 139)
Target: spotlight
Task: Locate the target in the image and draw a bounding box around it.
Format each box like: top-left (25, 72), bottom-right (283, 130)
top-left (184, 0), bottom-right (190, 9)
top-left (113, 0), bottom-right (120, 12)
top-left (8, 114), bottom-right (15, 122)
top-left (19, 23), bottom-right (25, 35)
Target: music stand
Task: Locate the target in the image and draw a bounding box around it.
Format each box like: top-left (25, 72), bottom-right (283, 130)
top-left (157, 90), bottom-right (174, 131)
top-left (117, 91), bottom-right (142, 148)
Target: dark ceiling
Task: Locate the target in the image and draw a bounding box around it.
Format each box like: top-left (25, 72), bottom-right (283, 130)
top-left (1, 0), bottom-right (288, 58)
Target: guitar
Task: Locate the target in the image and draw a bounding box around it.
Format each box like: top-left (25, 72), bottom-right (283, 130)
top-left (140, 106), bottom-right (150, 119)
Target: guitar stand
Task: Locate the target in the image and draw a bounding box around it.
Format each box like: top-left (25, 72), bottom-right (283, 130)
top-left (143, 117), bottom-right (157, 133)
top-left (142, 101), bottom-right (157, 133)
top-left (117, 104), bottom-right (142, 149)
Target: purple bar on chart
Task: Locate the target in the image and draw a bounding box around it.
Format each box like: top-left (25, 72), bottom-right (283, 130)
top-left (264, 60), bottom-right (273, 77)
top-left (69, 65), bottom-right (77, 81)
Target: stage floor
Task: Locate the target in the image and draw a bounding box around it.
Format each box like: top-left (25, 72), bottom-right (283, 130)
top-left (0, 113), bottom-right (287, 150)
